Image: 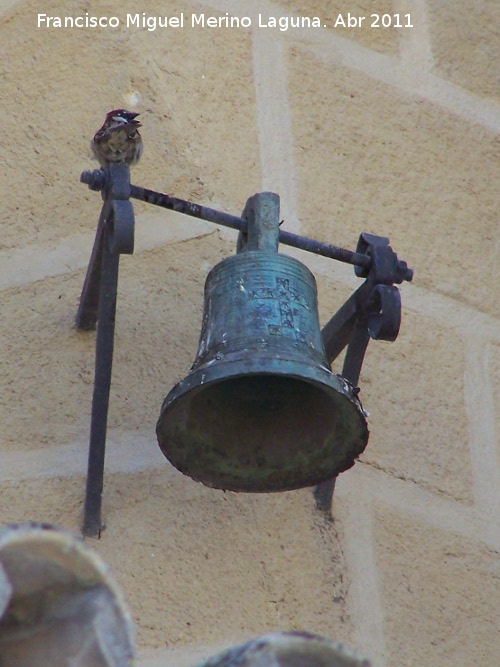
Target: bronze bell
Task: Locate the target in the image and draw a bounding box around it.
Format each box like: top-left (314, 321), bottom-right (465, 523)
top-left (156, 193), bottom-right (368, 492)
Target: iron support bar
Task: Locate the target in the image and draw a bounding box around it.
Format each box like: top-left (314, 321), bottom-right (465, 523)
top-left (75, 200), bottom-right (109, 330)
top-left (321, 286), bottom-right (365, 363)
top-left (82, 224), bottom-right (120, 537)
top-left (314, 235), bottom-right (404, 514)
top-left (80, 163), bottom-right (134, 537)
top-left (81, 169), bottom-right (413, 283)
top-left (315, 299), bottom-right (371, 514)
top-left (341, 321), bottom-right (371, 389)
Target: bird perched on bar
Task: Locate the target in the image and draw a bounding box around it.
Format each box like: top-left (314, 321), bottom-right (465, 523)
top-left (91, 109), bottom-right (143, 167)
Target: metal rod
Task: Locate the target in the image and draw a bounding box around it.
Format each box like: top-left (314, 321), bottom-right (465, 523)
top-left (82, 225), bottom-right (120, 537)
top-left (130, 184), bottom-right (371, 267)
top-left (81, 170), bottom-right (413, 280)
top-left (75, 200), bottom-right (110, 330)
top-left (342, 322), bottom-right (371, 388)
top-left (313, 478), bottom-right (337, 513)
top-left (315, 314), bottom-right (371, 514)
top-left (321, 289), bottom-right (361, 364)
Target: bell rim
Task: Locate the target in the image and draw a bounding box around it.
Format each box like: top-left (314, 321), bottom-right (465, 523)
top-left (156, 359), bottom-right (369, 492)
top-left (160, 357), bottom-right (365, 415)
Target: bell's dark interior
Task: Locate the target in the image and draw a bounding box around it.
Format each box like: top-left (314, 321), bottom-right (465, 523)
top-left (158, 374), bottom-right (365, 492)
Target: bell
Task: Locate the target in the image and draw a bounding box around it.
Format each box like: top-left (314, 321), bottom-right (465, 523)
top-left (156, 193), bottom-right (368, 492)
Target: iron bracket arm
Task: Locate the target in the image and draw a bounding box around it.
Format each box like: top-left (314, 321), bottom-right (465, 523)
top-left (315, 233), bottom-right (404, 513)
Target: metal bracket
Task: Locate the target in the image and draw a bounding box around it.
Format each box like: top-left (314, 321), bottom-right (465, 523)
top-left (77, 164), bottom-right (134, 537)
top-left (80, 170), bottom-right (413, 282)
top-left (78, 168), bottom-right (412, 535)
top-left (314, 233), bottom-right (405, 513)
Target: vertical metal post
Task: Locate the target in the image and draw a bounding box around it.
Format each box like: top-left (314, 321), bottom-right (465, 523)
top-left (75, 202), bottom-right (108, 331)
top-left (341, 321), bottom-right (371, 388)
top-left (314, 233), bottom-right (403, 514)
top-left (82, 223), bottom-right (120, 537)
top-left (315, 293), bottom-right (371, 514)
top-left (78, 165), bottom-right (134, 537)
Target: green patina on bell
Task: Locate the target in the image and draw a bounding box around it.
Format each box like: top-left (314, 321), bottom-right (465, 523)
top-left (156, 192), bottom-right (368, 492)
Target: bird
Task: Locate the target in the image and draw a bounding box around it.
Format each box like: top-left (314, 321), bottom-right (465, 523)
top-left (91, 109), bottom-right (143, 167)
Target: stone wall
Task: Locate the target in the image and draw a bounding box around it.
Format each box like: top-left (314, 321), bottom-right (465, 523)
top-left (0, 1), bottom-right (498, 665)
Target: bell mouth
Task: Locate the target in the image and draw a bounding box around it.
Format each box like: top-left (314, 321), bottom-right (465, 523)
top-left (156, 360), bottom-right (368, 492)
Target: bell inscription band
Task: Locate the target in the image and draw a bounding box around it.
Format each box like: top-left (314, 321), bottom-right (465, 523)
top-left (156, 193), bottom-right (369, 492)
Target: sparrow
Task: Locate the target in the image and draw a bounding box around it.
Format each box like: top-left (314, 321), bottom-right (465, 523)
top-left (91, 109), bottom-right (143, 167)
